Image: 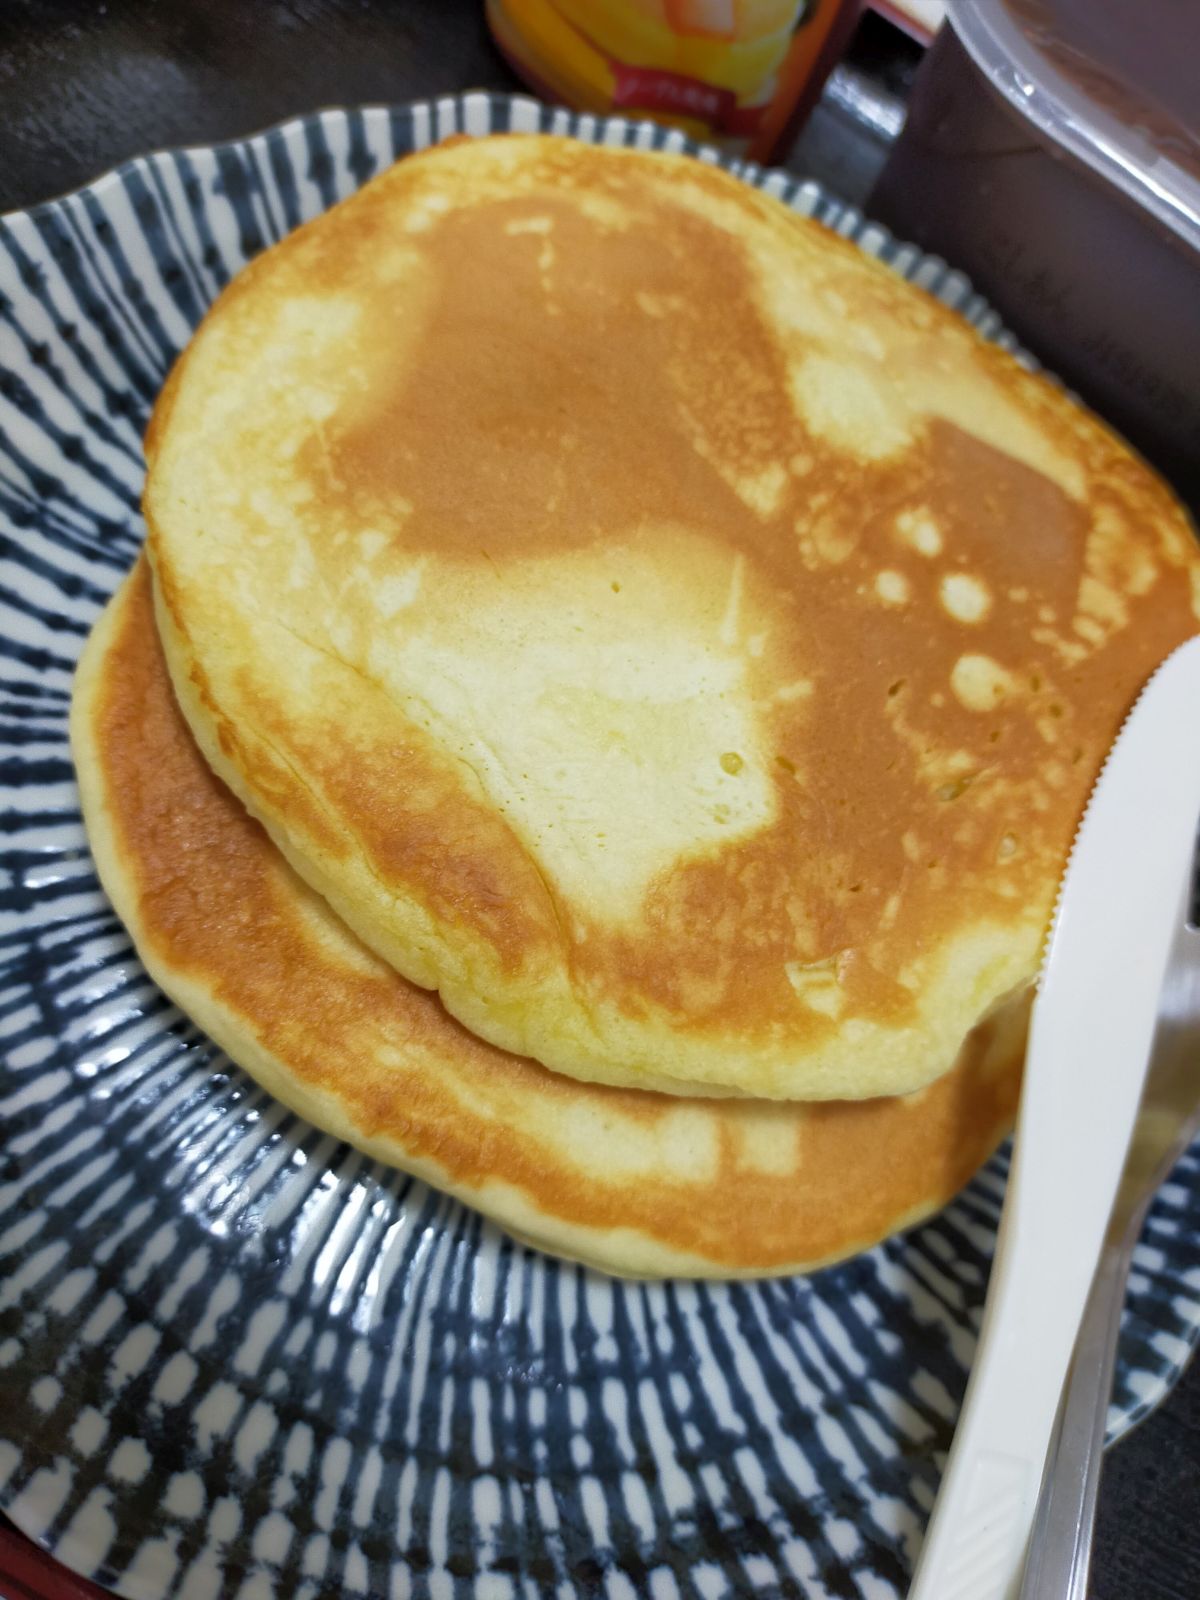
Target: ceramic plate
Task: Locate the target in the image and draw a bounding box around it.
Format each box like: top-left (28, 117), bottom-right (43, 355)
top-left (1, 94), bottom-right (1198, 1600)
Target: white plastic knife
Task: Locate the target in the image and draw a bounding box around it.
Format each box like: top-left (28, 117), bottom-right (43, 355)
top-left (907, 634), bottom-right (1200, 1600)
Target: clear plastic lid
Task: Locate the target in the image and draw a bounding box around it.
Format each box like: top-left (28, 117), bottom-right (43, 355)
top-left (950, 0), bottom-right (1200, 253)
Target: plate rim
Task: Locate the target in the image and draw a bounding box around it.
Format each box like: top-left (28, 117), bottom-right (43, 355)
top-left (1, 88), bottom-right (1196, 1600)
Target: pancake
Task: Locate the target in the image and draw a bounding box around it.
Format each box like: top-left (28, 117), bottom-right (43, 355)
top-left (70, 561), bottom-right (1028, 1278)
top-left (144, 133), bottom-right (1200, 1100)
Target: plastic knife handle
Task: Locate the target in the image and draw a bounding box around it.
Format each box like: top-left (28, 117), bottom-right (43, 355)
top-left (907, 635), bottom-right (1200, 1600)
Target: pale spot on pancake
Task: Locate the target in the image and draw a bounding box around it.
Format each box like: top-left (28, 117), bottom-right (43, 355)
top-left (727, 1107), bottom-right (801, 1177)
top-left (951, 654), bottom-right (1018, 712)
top-left (940, 572), bottom-right (991, 624)
top-left (895, 1080), bottom-right (936, 1114)
top-left (894, 508), bottom-right (942, 558)
top-left (743, 251), bottom-right (837, 344)
top-left (372, 246), bottom-right (431, 288)
top-left (375, 543), bottom-right (781, 922)
top-left (1119, 548), bottom-right (1157, 599)
top-left (1074, 617), bottom-right (1107, 646)
top-left (271, 296), bottom-right (363, 360)
top-left (896, 958), bottom-right (923, 991)
top-left (571, 189), bottom-right (634, 231)
top-left (556, 1100), bottom-right (719, 1181)
top-left (789, 451), bottom-right (813, 478)
top-left (771, 678), bottom-right (813, 705)
top-left (374, 564), bottom-right (425, 621)
top-left (677, 417), bottom-right (788, 521)
top-left (401, 193), bottom-right (452, 233)
top-left (934, 774), bottom-right (975, 802)
top-left (746, 232), bottom-right (923, 365)
top-left (719, 553), bottom-right (745, 647)
top-left (247, 484), bottom-right (306, 534)
top-left (1032, 626), bottom-right (1089, 666)
top-left (358, 529), bottom-right (388, 561)
top-left (797, 506), bottom-right (858, 568)
top-left (755, 241), bottom-right (1084, 493)
top-left (917, 746), bottom-right (975, 789)
top-left (636, 290), bottom-right (685, 318)
top-left (1077, 574), bottom-right (1128, 635)
top-left (1034, 718), bottom-right (1058, 746)
top-left (875, 569), bottom-right (909, 607)
top-left (504, 215), bottom-right (553, 235)
top-left (1037, 603), bottom-right (1055, 621)
top-left (1087, 502), bottom-right (1159, 600)
top-left (282, 537), bottom-right (318, 593)
top-left (789, 355), bottom-right (912, 462)
top-left (328, 617), bottom-right (357, 657)
top-left (747, 631), bottom-right (767, 660)
top-left (997, 832), bottom-right (1019, 861)
top-left (735, 463), bottom-right (788, 518)
top-left (785, 956), bottom-right (846, 1020)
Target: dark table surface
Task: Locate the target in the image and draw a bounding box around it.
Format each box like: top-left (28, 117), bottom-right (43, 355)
top-left (0, 3), bottom-right (1197, 1598)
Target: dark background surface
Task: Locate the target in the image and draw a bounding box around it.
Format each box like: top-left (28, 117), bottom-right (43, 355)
top-left (0, 3), bottom-right (1196, 1598)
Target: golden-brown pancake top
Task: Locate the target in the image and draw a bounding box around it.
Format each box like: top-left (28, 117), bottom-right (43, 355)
top-left (145, 135), bottom-right (1200, 1099)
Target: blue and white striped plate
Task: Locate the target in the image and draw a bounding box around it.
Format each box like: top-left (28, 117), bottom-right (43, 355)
top-left (1, 95), bottom-right (1198, 1600)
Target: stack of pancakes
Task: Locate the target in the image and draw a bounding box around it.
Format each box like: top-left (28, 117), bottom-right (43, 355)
top-left (71, 135), bottom-right (1200, 1278)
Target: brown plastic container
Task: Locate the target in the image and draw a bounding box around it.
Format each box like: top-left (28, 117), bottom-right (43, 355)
top-left (869, 0), bottom-right (1200, 510)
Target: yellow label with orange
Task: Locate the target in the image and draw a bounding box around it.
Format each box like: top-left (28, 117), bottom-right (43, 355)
top-left (487, 0), bottom-right (857, 160)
